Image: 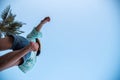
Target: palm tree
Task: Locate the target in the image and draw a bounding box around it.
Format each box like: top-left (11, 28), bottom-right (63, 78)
top-left (0, 5), bottom-right (25, 38)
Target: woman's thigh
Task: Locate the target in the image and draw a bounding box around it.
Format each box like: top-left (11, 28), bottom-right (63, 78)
top-left (0, 36), bottom-right (13, 50)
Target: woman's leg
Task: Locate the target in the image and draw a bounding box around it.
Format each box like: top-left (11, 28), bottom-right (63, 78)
top-left (35, 17), bottom-right (50, 32)
top-left (0, 57), bottom-right (23, 71)
top-left (0, 42), bottom-right (37, 71)
top-left (0, 36), bottom-right (13, 50)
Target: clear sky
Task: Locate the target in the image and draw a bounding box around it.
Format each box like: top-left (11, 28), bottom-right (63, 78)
top-left (0, 0), bottom-right (120, 80)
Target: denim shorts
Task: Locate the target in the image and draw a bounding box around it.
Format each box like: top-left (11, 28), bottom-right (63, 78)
top-left (9, 35), bottom-right (31, 64)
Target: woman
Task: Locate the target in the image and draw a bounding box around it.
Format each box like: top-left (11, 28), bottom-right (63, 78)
top-left (0, 17), bottom-right (50, 73)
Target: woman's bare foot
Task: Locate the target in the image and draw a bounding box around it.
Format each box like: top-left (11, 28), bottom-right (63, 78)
top-left (41, 17), bottom-right (50, 24)
top-left (35, 16), bottom-right (50, 32)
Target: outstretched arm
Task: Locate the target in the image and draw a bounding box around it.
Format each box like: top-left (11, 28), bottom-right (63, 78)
top-left (35, 17), bottom-right (50, 32)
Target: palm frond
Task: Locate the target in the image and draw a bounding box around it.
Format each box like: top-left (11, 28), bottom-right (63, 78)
top-left (9, 21), bottom-right (25, 28)
top-left (5, 10), bottom-right (16, 24)
top-left (0, 25), bottom-right (7, 31)
top-left (0, 5), bottom-right (25, 36)
top-left (6, 26), bottom-right (24, 35)
top-left (1, 5), bottom-right (10, 21)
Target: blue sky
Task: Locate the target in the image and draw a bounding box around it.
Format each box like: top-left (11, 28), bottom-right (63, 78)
top-left (0, 0), bottom-right (120, 80)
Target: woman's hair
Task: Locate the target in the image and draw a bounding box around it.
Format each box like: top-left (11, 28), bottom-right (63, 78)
top-left (36, 38), bottom-right (41, 56)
